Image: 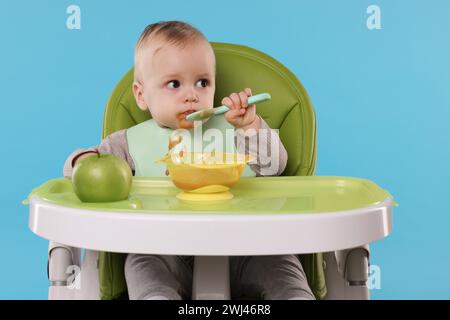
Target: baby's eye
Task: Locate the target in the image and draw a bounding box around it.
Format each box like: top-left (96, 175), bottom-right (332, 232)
top-left (167, 80), bottom-right (180, 89)
top-left (195, 79), bottom-right (209, 88)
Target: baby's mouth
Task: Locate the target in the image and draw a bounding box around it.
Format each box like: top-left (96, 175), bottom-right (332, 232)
top-left (183, 109), bottom-right (196, 117)
top-left (176, 110), bottom-right (196, 128)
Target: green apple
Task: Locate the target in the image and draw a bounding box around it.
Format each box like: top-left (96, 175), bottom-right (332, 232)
top-left (72, 151), bottom-right (132, 202)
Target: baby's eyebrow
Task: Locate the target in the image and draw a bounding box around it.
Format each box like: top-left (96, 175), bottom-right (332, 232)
top-left (196, 73), bottom-right (213, 78)
top-left (161, 73), bottom-right (213, 80)
top-left (161, 74), bottom-right (180, 79)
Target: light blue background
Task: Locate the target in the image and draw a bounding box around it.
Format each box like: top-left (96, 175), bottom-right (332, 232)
top-left (1, 0), bottom-right (449, 299)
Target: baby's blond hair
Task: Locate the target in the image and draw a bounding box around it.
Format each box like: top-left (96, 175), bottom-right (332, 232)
top-left (134, 21), bottom-right (210, 81)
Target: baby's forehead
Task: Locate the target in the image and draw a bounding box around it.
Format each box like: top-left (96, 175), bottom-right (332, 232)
top-left (137, 38), bottom-right (215, 78)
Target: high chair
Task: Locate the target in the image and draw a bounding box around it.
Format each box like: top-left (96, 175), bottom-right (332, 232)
top-left (27, 42), bottom-right (394, 300)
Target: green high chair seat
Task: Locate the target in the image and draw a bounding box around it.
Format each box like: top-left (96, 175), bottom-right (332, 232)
top-left (99, 42), bottom-right (325, 300)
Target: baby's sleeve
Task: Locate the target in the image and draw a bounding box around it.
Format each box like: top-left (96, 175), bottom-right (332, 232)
top-left (234, 116), bottom-right (288, 176)
top-left (63, 129), bottom-right (136, 178)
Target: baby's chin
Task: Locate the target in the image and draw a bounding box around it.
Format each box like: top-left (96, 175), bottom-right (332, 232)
top-left (176, 119), bottom-right (194, 129)
top-left (174, 113), bottom-right (194, 129)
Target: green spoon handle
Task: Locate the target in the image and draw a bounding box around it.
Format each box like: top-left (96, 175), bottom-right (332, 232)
top-left (213, 93), bottom-right (271, 116)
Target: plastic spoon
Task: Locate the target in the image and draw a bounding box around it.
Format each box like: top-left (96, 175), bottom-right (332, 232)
top-left (186, 93), bottom-right (271, 122)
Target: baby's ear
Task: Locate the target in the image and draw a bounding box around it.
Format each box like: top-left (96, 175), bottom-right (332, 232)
top-left (132, 81), bottom-right (148, 111)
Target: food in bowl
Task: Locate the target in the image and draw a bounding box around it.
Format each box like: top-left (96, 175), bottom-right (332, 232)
top-left (155, 151), bottom-right (253, 192)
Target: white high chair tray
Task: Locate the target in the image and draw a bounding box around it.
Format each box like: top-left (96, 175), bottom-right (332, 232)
top-left (27, 176), bottom-right (394, 256)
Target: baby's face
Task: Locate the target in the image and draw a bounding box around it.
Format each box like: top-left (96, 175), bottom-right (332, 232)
top-left (134, 39), bottom-right (215, 129)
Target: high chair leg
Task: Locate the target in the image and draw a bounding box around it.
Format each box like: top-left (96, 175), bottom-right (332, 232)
top-left (192, 256), bottom-right (231, 300)
top-left (323, 245), bottom-right (370, 300)
top-left (75, 249), bottom-right (100, 300)
top-left (47, 242), bottom-right (99, 300)
top-left (48, 242), bottom-right (80, 300)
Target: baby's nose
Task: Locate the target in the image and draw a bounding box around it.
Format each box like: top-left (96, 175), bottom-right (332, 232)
top-left (184, 92), bottom-right (199, 103)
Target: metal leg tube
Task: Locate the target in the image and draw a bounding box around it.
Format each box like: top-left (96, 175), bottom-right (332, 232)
top-left (47, 242), bottom-right (83, 300)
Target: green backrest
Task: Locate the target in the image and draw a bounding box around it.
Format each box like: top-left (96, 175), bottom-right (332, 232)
top-left (99, 42), bottom-right (325, 299)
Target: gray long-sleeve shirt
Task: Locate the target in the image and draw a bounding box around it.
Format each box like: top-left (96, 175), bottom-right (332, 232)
top-left (63, 116), bottom-right (288, 178)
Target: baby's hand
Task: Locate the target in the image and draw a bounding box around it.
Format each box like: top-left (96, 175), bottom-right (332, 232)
top-left (222, 88), bottom-right (261, 130)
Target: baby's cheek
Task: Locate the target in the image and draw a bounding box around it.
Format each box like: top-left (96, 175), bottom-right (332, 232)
top-left (151, 107), bottom-right (168, 120)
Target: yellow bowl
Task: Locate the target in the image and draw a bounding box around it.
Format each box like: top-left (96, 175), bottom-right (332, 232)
top-left (155, 152), bottom-right (253, 195)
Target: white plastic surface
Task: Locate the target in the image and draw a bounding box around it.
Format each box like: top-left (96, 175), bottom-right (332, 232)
top-left (29, 195), bottom-right (393, 255)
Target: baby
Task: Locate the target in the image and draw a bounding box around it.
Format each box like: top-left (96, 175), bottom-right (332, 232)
top-left (64, 21), bottom-right (315, 300)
